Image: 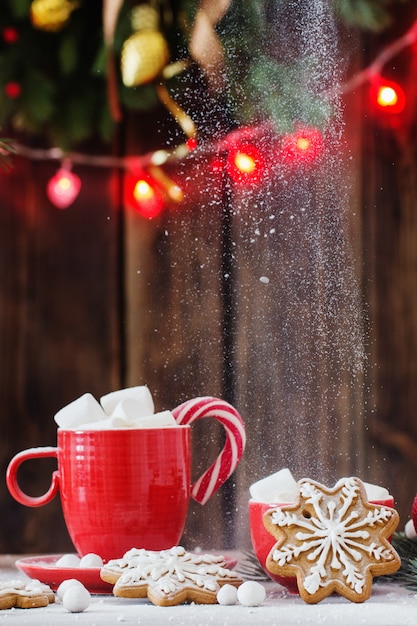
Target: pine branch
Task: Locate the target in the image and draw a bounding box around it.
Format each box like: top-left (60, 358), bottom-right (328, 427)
top-left (235, 550), bottom-right (270, 581)
top-left (0, 138), bottom-right (16, 170)
top-left (383, 533), bottom-right (417, 591)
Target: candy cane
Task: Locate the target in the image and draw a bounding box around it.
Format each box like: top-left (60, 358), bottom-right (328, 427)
top-left (172, 396), bottom-right (246, 505)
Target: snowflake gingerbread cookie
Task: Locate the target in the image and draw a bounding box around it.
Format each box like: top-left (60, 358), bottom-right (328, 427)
top-left (100, 546), bottom-right (242, 606)
top-left (263, 476), bottom-right (401, 604)
top-left (0, 579), bottom-right (54, 610)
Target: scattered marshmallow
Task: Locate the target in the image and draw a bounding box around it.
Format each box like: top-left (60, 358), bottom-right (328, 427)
top-left (63, 584), bottom-right (91, 613)
top-left (249, 468), bottom-right (298, 503)
top-left (100, 386), bottom-right (154, 417)
top-left (405, 518), bottom-right (417, 540)
top-left (217, 584), bottom-right (238, 605)
top-left (79, 553), bottom-right (104, 568)
top-left (54, 393), bottom-right (105, 429)
top-left (55, 554), bottom-right (81, 568)
top-left (362, 481), bottom-right (391, 502)
top-left (56, 578), bottom-right (84, 600)
top-left (237, 581), bottom-right (266, 607)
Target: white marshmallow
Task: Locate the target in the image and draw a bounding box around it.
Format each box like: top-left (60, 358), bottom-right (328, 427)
top-left (76, 410), bottom-right (177, 430)
top-left (63, 585), bottom-right (91, 612)
top-left (75, 415), bottom-right (129, 430)
top-left (100, 386), bottom-right (154, 417)
top-left (79, 553), bottom-right (104, 568)
top-left (55, 554), bottom-right (81, 568)
top-left (217, 584), bottom-right (238, 605)
top-left (249, 468), bottom-right (298, 503)
top-left (131, 410), bottom-right (177, 429)
top-left (362, 481), bottom-right (391, 502)
top-left (56, 579), bottom-right (84, 600)
top-left (54, 393), bottom-right (105, 429)
top-left (405, 519), bottom-right (417, 540)
top-left (237, 581), bottom-right (266, 606)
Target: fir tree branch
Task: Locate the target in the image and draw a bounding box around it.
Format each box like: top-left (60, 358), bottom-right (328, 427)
top-left (0, 138), bottom-right (16, 170)
top-left (383, 534), bottom-right (417, 591)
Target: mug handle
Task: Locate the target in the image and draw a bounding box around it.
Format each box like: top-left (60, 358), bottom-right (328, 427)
top-left (6, 447), bottom-right (59, 507)
top-left (172, 396), bottom-right (246, 505)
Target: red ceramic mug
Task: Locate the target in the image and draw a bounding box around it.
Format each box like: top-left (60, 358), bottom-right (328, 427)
top-left (6, 397), bottom-right (245, 561)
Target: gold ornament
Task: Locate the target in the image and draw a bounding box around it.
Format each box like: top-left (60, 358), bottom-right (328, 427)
top-left (121, 5), bottom-right (170, 87)
top-left (30, 0), bottom-right (79, 32)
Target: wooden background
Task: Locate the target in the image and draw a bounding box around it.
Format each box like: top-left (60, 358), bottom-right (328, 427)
top-left (1, 4), bottom-right (417, 554)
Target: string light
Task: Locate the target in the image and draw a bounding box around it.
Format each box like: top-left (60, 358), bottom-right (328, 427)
top-left (281, 126), bottom-right (323, 165)
top-left (226, 142), bottom-right (264, 184)
top-left (46, 164), bottom-right (81, 209)
top-left (371, 79), bottom-right (406, 114)
top-left (7, 15), bottom-right (417, 214)
top-left (124, 168), bottom-right (164, 218)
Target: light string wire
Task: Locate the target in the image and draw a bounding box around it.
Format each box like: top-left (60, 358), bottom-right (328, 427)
top-left (7, 16), bottom-right (417, 173)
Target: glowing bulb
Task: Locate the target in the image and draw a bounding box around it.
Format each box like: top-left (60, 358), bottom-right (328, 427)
top-left (234, 152), bottom-right (257, 174)
top-left (281, 126), bottom-right (323, 165)
top-left (46, 167), bottom-right (81, 209)
top-left (133, 179), bottom-right (154, 201)
top-left (377, 86), bottom-right (398, 107)
top-left (296, 137), bottom-right (311, 152)
top-left (226, 143), bottom-right (264, 184)
top-left (124, 171), bottom-right (164, 218)
top-left (371, 79), bottom-right (406, 114)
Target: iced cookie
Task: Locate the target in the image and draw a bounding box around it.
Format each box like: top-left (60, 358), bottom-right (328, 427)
top-left (101, 546), bottom-right (241, 606)
top-left (0, 579), bottom-right (54, 610)
top-left (264, 476), bottom-right (401, 604)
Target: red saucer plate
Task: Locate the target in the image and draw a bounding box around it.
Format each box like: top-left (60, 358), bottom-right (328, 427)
top-left (15, 554), bottom-right (113, 594)
top-left (15, 553), bottom-right (237, 595)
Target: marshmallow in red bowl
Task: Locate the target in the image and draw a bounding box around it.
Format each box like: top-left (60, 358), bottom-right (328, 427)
top-left (248, 468), bottom-right (394, 592)
top-left (54, 386), bottom-right (178, 431)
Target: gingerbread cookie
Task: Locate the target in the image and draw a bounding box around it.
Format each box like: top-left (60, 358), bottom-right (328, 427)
top-left (264, 476), bottom-right (401, 604)
top-left (0, 579), bottom-right (54, 610)
top-left (101, 546), bottom-right (241, 606)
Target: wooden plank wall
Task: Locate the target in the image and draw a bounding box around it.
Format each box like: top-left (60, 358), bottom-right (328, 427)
top-left (361, 3), bottom-right (417, 525)
top-left (1, 5), bottom-right (417, 554)
top-left (0, 156), bottom-right (121, 553)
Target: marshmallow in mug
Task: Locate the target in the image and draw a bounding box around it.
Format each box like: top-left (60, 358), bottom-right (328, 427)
top-left (249, 467), bottom-right (392, 503)
top-left (54, 386), bottom-right (177, 430)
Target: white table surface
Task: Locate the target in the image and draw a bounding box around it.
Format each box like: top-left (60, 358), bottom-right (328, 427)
top-left (0, 554), bottom-right (416, 625)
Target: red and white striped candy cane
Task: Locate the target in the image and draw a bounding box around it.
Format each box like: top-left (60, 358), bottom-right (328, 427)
top-left (172, 396), bottom-right (246, 505)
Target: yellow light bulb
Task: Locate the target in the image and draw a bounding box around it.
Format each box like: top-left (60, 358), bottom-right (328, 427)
top-left (133, 179), bottom-right (154, 201)
top-left (234, 152), bottom-right (256, 174)
top-left (377, 86), bottom-right (398, 107)
top-left (296, 137), bottom-right (311, 151)
top-left (58, 176), bottom-right (72, 191)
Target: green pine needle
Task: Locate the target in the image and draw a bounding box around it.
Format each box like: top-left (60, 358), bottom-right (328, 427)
top-left (0, 138), bottom-right (16, 170)
top-left (235, 550), bottom-right (270, 581)
top-left (383, 533), bottom-right (417, 591)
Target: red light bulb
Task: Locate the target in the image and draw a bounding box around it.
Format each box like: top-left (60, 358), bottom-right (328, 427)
top-left (226, 143), bottom-right (264, 184)
top-left (46, 167), bottom-right (81, 209)
top-left (281, 126), bottom-right (323, 165)
top-left (124, 171), bottom-right (164, 218)
top-left (371, 79), bottom-right (406, 114)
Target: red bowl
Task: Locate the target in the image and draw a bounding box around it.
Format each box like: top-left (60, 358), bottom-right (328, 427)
top-left (249, 496), bottom-right (394, 593)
